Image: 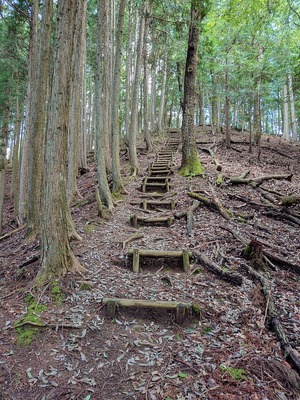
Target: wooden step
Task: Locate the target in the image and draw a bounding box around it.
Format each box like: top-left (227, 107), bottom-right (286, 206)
top-left (128, 248), bottom-right (192, 273)
top-left (103, 297), bottom-right (191, 324)
top-left (130, 214), bottom-right (174, 228)
top-left (143, 176), bottom-right (171, 183)
top-left (141, 198), bottom-right (176, 211)
top-left (151, 161), bottom-right (172, 168)
top-left (141, 180), bottom-right (170, 193)
top-left (148, 168), bottom-right (172, 177)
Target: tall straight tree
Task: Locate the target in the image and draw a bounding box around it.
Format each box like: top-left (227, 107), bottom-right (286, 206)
top-left (39, 0), bottom-right (84, 281)
top-left (26, 0), bottom-right (53, 240)
top-left (94, 0), bottom-right (114, 210)
top-left (180, 0), bottom-right (209, 176)
top-left (67, 0), bottom-right (87, 202)
top-left (128, 0), bottom-right (146, 176)
top-left (111, 0), bottom-right (126, 193)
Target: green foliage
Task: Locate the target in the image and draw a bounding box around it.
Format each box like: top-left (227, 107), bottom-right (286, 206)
top-left (192, 304), bottom-right (201, 315)
top-left (178, 371), bottom-right (188, 379)
top-left (216, 173), bottom-right (223, 186)
top-left (221, 365), bottom-right (247, 382)
top-left (202, 326), bottom-right (212, 334)
top-left (14, 295), bottom-right (47, 346)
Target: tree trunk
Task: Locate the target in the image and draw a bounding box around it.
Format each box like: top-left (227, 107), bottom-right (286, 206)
top-left (103, 0), bottom-right (112, 172)
top-left (225, 65), bottom-right (231, 148)
top-left (150, 61), bottom-right (157, 133)
top-left (128, 0), bottom-right (146, 176)
top-left (67, 0), bottom-right (87, 202)
top-left (26, 0), bottom-right (53, 240)
top-left (124, 0), bottom-right (133, 140)
top-left (253, 86), bottom-right (262, 145)
top-left (18, 0), bottom-right (39, 224)
top-left (180, 0), bottom-right (206, 177)
top-left (282, 81), bottom-right (289, 140)
top-left (288, 73), bottom-right (297, 142)
top-left (39, 0), bottom-right (84, 282)
top-left (143, 8), bottom-right (152, 151)
top-left (111, 0), bottom-right (126, 193)
top-left (0, 106), bottom-right (10, 235)
top-left (10, 97), bottom-right (23, 221)
top-left (95, 0), bottom-right (114, 209)
top-left (158, 58), bottom-right (167, 132)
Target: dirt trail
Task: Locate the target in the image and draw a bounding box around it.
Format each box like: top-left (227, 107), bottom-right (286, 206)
top-left (0, 128), bottom-right (299, 399)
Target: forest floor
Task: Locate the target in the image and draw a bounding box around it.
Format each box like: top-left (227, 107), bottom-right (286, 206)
top-left (0, 127), bottom-right (300, 400)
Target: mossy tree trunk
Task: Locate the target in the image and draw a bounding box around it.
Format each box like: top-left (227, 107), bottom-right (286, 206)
top-left (39, 0), bottom-right (84, 282)
top-left (179, 0), bottom-right (208, 177)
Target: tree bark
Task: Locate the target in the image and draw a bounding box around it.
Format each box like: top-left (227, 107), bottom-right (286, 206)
top-left (128, 0), bottom-right (146, 176)
top-left (26, 0), bottom-right (53, 239)
top-left (39, 0), bottom-right (84, 282)
top-left (180, 0), bottom-right (207, 176)
top-left (0, 106), bottom-right (9, 235)
top-left (282, 80), bottom-right (289, 140)
top-left (67, 0), bottom-right (86, 202)
top-left (95, 0), bottom-right (114, 209)
top-left (111, 0), bottom-right (126, 193)
top-left (18, 0), bottom-right (39, 223)
top-left (287, 73), bottom-right (297, 142)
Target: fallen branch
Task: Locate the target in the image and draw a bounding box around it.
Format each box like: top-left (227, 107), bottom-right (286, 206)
top-left (220, 225), bottom-right (300, 275)
top-left (228, 173), bottom-right (293, 186)
top-left (240, 260), bottom-right (300, 373)
top-left (12, 320), bottom-right (82, 329)
top-left (0, 224), bottom-right (26, 241)
top-left (122, 232), bottom-right (144, 249)
top-left (188, 191), bottom-right (231, 220)
top-left (280, 195), bottom-right (300, 207)
top-left (262, 210), bottom-right (300, 227)
top-left (210, 184), bottom-right (232, 220)
top-left (200, 146), bottom-right (222, 171)
top-left (193, 250), bottom-right (243, 286)
top-left (175, 200), bottom-right (200, 235)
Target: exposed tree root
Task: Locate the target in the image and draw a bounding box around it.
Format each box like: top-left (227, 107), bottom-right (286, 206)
top-left (193, 250), bottom-right (243, 286)
top-left (239, 260), bottom-right (300, 374)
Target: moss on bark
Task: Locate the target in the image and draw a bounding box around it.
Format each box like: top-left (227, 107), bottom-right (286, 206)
top-left (179, 152), bottom-right (204, 177)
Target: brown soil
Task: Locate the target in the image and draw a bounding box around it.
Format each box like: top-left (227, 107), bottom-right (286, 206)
top-left (0, 127), bottom-right (300, 400)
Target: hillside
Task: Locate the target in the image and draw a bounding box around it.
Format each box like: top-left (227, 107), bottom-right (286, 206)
top-left (0, 128), bottom-right (299, 400)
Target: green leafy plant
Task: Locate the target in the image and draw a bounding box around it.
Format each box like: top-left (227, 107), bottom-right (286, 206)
top-left (202, 326), bottom-right (213, 334)
top-left (178, 371), bottom-right (188, 379)
top-left (221, 365), bottom-right (247, 381)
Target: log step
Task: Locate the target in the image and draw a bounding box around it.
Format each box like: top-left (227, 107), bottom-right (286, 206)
top-left (148, 168), bottom-right (173, 177)
top-left (130, 214), bottom-right (174, 228)
top-left (158, 151), bottom-right (174, 155)
top-left (143, 176), bottom-right (171, 183)
top-left (151, 161), bottom-right (172, 168)
top-left (141, 181), bottom-right (170, 193)
top-left (128, 248), bottom-right (192, 272)
top-left (103, 297), bottom-right (191, 324)
top-left (141, 199), bottom-right (176, 211)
